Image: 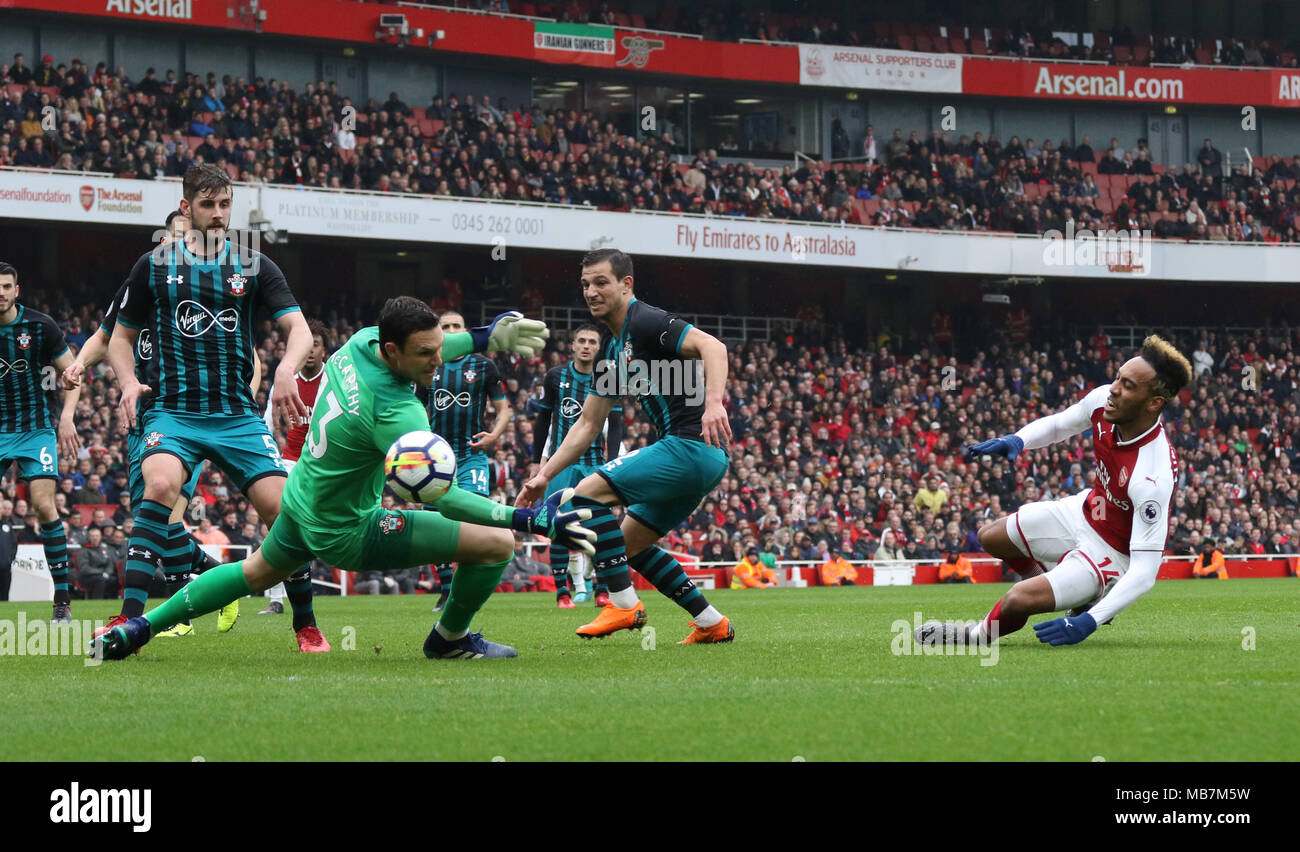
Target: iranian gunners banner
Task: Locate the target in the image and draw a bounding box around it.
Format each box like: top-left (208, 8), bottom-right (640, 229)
top-left (799, 45), bottom-right (962, 92)
top-left (962, 58), bottom-right (1300, 108)
top-left (533, 22), bottom-right (616, 68)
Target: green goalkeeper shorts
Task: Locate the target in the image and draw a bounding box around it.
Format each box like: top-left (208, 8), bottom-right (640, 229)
top-left (261, 503), bottom-right (463, 574)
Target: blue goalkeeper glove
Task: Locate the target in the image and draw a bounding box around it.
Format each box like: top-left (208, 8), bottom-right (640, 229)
top-left (469, 311), bottom-right (549, 357)
top-left (965, 434), bottom-right (1024, 461)
top-left (1033, 612), bottom-right (1097, 646)
top-left (512, 487), bottom-right (596, 556)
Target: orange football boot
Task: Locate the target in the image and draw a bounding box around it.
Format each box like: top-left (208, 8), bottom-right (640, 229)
top-left (678, 616), bottom-right (735, 644)
top-left (576, 601), bottom-right (646, 638)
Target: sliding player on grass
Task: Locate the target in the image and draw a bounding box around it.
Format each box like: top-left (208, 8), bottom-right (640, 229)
top-left (916, 336), bottom-right (1191, 647)
top-left (517, 249), bottom-right (734, 644)
top-left (96, 298), bottom-right (595, 661)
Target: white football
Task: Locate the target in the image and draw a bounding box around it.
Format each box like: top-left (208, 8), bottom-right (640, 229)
top-left (384, 431), bottom-right (457, 504)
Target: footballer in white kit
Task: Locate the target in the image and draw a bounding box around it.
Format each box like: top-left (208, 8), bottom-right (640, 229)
top-left (917, 335), bottom-right (1193, 647)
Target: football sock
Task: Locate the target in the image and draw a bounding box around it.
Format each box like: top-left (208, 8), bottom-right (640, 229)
top-left (694, 605), bottom-right (723, 629)
top-left (436, 563), bottom-right (455, 589)
top-left (437, 557), bottom-right (510, 635)
top-left (974, 598), bottom-right (1025, 642)
top-left (145, 562), bottom-right (251, 633)
top-left (628, 547), bottom-right (708, 618)
top-left (551, 543), bottom-right (571, 599)
top-left (283, 566), bottom-right (316, 631)
top-left (123, 500), bottom-right (171, 617)
top-left (571, 496), bottom-right (631, 593)
top-left (40, 519), bottom-right (70, 606)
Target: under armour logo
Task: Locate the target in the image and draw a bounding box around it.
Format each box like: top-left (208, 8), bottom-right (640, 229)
top-left (166, 275), bottom-right (185, 285)
top-left (560, 397), bottom-right (583, 418)
top-left (433, 388), bottom-right (471, 410)
top-left (0, 358), bottom-right (29, 379)
top-left (175, 300), bottom-right (238, 338)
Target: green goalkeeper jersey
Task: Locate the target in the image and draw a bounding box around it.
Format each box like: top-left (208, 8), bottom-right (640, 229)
top-left (280, 326), bottom-right (433, 535)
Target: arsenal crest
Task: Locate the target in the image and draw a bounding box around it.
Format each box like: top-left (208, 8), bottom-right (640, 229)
top-left (145, 431), bottom-right (164, 448)
top-left (1118, 466), bottom-right (1129, 487)
top-left (79, 185), bottom-right (94, 211)
top-left (16, 332), bottom-right (31, 350)
top-left (379, 512), bottom-right (405, 535)
top-left (227, 273), bottom-right (247, 296)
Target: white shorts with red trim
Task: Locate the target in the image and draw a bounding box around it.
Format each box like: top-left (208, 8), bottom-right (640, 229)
top-left (1008, 490), bottom-right (1127, 610)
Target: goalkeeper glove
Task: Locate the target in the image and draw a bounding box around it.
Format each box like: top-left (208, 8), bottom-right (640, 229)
top-left (512, 487), bottom-right (596, 556)
top-left (470, 311), bottom-right (549, 357)
top-left (965, 434), bottom-right (1024, 461)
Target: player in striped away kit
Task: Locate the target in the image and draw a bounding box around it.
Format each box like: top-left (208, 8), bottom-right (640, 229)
top-left (916, 335), bottom-right (1193, 648)
top-left (518, 249), bottom-right (736, 644)
top-left (60, 211), bottom-right (249, 637)
top-left (259, 318), bottom-right (328, 615)
top-left (0, 262), bottom-right (76, 621)
top-left (533, 323), bottom-right (623, 607)
top-left (103, 164), bottom-right (326, 652)
top-left (420, 310), bottom-right (512, 611)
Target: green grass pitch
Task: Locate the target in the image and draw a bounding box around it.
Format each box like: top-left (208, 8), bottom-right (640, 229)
top-left (2, 579), bottom-right (1297, 761)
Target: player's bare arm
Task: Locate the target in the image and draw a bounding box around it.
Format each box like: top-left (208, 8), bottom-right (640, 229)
top-left (517, 393), bottom-right (614, 505)
top-left (107, 323), bottom-right (145, 432)
top-left (678, 326), bottom-right (732, 449)
top-left (61, 326), bottom-right (109, 391)
top-left (471, 396), bottom-right (512, 451)
top-left (271, 311), bottom-right (312, 432)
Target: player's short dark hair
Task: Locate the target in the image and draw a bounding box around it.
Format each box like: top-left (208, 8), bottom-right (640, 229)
top-left (306, 318), bottom-right (329, 343)
top-left (182, 163), bottom-right (232, 202)
top-left (1140, 334), bottom-right (1192, 405)
top-left (164, 209), bottom-right (184, 228)
top-left (378, 296), bottom-right (438, 351)
top-left (581, 248), bottom-right (632, 281)
top-left (0, 261), bottom-right (16, 284)
top-left (571, 322), bottom-right (601, 340)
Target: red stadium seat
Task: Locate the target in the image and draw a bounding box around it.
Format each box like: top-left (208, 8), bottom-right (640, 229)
top-left (896, 34), bottom-right (915, 51)
top-left (969, 38), bottom-right (987, 54)
top-left (1194, 48), bottom-right (1213, 65)
top-left (417, 118), bottom-right (438, 138)
top-left (410, 107), bottom-right (425, 120)
top-left (1080, 161), bottom-right (1098, 175)
top-left (613, 13), bottom-right (631, 26)
top-left (948, 36), bottom-right (967, 53)
top-left (1113, 46), bottom-right (1132, 63)
top-left (570, 142), bottom-right (587, 155)
top-left (914, 34), bottom-right (934, 53)
top-left (631, 14), bottom-right (646, 28)
top-left (1132, 44), bottom-right (1150, 64)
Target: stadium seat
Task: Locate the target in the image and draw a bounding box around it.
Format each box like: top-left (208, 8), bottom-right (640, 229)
top-left (1113, 46), bottom-right (1132, 63)
top-left (417, 118), bottom-right (438, 138)
top-left (915, 34), bottom-right (934, 52)
top-left (1133, 44), bottom-right (1150, 64)
top-left (1080, 161), bottom-right (1098, 175)
top-left (631, 14), bottom-right (646, 28)
top-left (410, 107), bottom-right (425, 120)
top-left (948, 36), bottom-right (967, 53)
top-left (969, 37), bottom-right (988, 54)
top-left (896, 33), bottom-right (915, 50)
top-left (570, 142), bottom-right (587, 155)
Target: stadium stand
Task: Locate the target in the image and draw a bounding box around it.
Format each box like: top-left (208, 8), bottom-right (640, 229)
top-left (382, 0), bottom-right (1300, 68)
top-left (2, 55), bottom-right (1298, 242)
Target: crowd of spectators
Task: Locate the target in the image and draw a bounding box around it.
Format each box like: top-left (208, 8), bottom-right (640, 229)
top-left (387, 0), bottom-right (1300, 69)
top-left (15, 278), bottom-right (1300, 599)
top-left (5, 53), bottom-right (1300, 243)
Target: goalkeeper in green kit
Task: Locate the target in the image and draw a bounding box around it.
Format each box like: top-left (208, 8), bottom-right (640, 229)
top-left (95, 297), bottom-right (596, 661)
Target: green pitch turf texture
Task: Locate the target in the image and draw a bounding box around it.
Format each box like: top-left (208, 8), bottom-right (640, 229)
top-left (2, 579), bottom-right (1296, 761)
